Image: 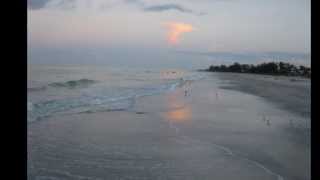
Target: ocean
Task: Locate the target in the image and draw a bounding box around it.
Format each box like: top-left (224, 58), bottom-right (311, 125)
top-left (28, 64), bottom-right (205, 123)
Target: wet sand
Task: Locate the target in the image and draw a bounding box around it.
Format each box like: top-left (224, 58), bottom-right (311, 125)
top-left (28, 73), bottom-right (310, 180)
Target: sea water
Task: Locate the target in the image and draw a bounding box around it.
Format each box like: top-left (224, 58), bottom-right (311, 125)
top-left (28, 64), bottom-right (204, 122)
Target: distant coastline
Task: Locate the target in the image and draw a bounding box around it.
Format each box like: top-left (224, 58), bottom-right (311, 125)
top-left (201, 62), bottom-right (311, 78)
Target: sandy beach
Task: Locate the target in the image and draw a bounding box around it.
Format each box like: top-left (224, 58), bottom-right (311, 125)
top-left (216, 73), bottom-right (310, 118)
top-left (28, 73), bottom-right (310, 180)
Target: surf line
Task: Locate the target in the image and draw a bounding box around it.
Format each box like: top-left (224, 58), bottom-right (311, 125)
top-left (170, 127), bottom-right (284, 180)
top-left (184, 135), bottom-right (283, 180)
top-left (240, 157), bottom-right (284, 180)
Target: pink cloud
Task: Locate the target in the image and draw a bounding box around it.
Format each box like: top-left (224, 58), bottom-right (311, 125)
top-left (165, 22), bottom-right (194, 45)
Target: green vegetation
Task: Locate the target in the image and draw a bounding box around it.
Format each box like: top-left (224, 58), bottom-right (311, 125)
top-left (205, 62), bottom-right (311, 78)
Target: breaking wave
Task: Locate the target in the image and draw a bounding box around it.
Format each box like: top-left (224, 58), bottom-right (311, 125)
top-left (48, 79), bottom-right (97, 89)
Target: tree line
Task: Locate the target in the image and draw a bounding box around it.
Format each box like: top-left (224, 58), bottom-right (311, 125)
top-left (205, 62), bottom-right (311, 78)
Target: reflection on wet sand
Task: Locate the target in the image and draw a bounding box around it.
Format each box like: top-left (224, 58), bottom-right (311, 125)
top-left (166, 106), bottom-right (192, 123)
top-left (163, 90), bottom-right (192, 123)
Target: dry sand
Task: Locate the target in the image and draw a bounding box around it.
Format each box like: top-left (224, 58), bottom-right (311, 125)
top-left (215, 72), bottom-right (310, 118)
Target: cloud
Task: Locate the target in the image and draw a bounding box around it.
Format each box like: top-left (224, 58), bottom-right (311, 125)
top-left (141, 2), bottom-right (206, 16)
top-left (28, 0), bottom-right (119, 10)
top-left (124, 0), bottom-right (145, 6)
top-left (28, 0), bottom-right (206, 16)
top-left (131, 1), bottom-right (207, 16)
top-left (165, 22), bottom-right (194, 45)
top-left (28, 0), bottom-right (77, 10)
top-left (28, 0), bottom-right (51, 9)
top-left (143, 4), bottom-right (193, 13)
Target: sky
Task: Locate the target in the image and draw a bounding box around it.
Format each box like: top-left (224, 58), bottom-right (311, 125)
top-left (28, 0), bottom-right (311, 68)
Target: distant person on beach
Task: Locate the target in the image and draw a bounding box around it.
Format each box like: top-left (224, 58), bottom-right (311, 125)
top-left (266, 119), bottom-right (271, 126)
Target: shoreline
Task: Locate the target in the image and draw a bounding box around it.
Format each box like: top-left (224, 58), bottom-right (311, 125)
top-left (28, 73), bottom-right (310, 180)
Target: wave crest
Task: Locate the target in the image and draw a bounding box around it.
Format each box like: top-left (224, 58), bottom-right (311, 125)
top-left (48, 79), bottom-right (97, 89)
